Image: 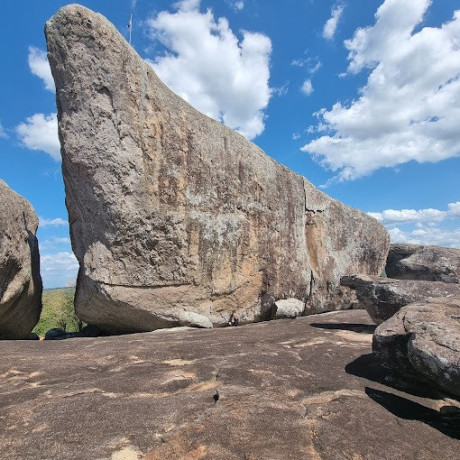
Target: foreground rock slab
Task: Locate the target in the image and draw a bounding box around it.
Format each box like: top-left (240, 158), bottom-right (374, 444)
top-left (0, 310), bottom-right (458, 459)
top-left (341, 274), bottom-right (460, 324)
top-left (386, 243), bottom-right (460, 283)
top-left (373, 297), bottom-right (460, 398)
top-left (0, 180), bottom-right (42, 339)
top-left (45, 5), bottom-right (389, 333)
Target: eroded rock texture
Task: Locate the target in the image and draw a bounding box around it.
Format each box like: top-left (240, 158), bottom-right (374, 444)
top-left (373, 297), bottom-right (460, 398)
top-left (0, 310), bottom-right (458, 459)
top-left (341, 274), bottom-right (460, 324)
top-left (386, 243), bottom-right (460, 283)
top-left (0, 180), bottom-right (42, 339)
top-left (46, 5), bottom-right (389, 332)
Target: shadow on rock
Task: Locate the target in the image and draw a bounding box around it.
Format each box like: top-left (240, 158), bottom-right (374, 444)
top-left (345, 353), bottom-right (445, 400)
top-left (310, 322), bottom-right (376, 334)
top-left (365, 387), bottom-right (460, 440)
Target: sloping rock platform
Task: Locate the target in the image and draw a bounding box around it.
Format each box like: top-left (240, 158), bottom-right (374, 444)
top-left (1, 310), bottom-right (458, 459)
top-left (45, 5), bottom-right (389, 333)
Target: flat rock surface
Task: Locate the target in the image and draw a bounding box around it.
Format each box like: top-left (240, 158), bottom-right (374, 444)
top-left (1, 310), bottom-right (458, 460)
top-left (386, 243), bottom-right (460, 283)
top-left (45, 5), bottom-right (388, 333)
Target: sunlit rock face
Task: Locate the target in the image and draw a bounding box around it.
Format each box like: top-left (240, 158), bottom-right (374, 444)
top-left (46, 5), bottom-right (389, 333)
top-left (0, 180), bottom-right (42, 339)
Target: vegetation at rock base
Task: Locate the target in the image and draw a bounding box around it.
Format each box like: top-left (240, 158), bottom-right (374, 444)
top-left (33, 288), bottom-right (82, 336)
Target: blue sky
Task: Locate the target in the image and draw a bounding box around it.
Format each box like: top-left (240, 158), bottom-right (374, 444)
top-left (1, 0), bottom-right (459, 288)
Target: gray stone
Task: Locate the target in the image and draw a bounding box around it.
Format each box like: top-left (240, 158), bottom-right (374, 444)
top-left (46, 5), bottom-right (389, 333)
top-left (373, 297), bottom-right (460, 397)
top-left (341, 274), bottom-right (460, 324)
top-left (0, 180), bottom-right (42, 339)
top-left (273, 298), bottom-right (305, 319)
top-left (386, 243), bottom-right (460, 283)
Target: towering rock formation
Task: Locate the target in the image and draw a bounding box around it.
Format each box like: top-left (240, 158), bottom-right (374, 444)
top-left (46, 5), bottom-right (389, 333)
top-left (0, 180), bottom-right (42, 339)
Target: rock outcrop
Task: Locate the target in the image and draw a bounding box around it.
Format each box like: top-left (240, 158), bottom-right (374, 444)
top-left (373, 297), bottom-right (460, 398)
top-left (386, 243), bottom-right (460, 283)
top-left (1, 310), bottom-right (458, 459)
top-left (46, 5), bottom-right (389, 333)
top-left (0, 180), bottom-right (42, 339)
top-left (341, 275), bottom-right (460, 324)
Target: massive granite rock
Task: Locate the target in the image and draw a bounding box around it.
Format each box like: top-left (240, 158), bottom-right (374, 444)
top-left (341, 274), bottom-right (460, 324)
top-left (373, 297), bottom-right (460, 398)
top-left (0, 180), bottom-right (42, 339)
top-left (0, 310), bottom-right (458, 459)
top-left (46, 5), bottom-right (389, 333)
top-left (386, 243), bottom-right (460, 283)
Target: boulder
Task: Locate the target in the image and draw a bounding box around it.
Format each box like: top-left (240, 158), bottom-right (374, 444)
top-left (45, 5), bottom-right (389, 333)
top-left (341, 274), bottom-right (460, 324)
top-left (44, 328), bottom-right (68, 340)
top-left (373, 297), bottom-right (460, 398)
top-left (0, 180), bottom-right (42, 339)
top-left (273, 298), bottom-right (305, 319)
top-left (386, 243), bottom-right (460, 283)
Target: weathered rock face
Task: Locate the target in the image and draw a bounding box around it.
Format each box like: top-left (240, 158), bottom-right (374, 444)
top-left (0, 180), bottom-right (42, 339)
top-left (341, 275), bottom-right (460, 324)
top-left (1, 310), bottom-right (459, 459)
top-left (46, 5), bottom-right (389, 333)
top-left (373, 297), bottom-right (460, 398)
top-left (386, 243), bottom-right (460, 283)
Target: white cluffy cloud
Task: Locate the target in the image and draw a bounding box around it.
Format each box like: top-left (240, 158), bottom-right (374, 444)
top-left (301, 79), bottom-right (314, 96)
top-left (369, 202), bottom-right (460, 248)
top-left (228, 0), bottom-right (244, 11)
top-left (16, 113), bottom-right (60, 161)
top-left (368, 201), bottom-right (460, 225)
top-left (388, 226), bottom-right (460, 248)
top-left (146, 0), bottom-right (272, 139)
top-left (323, 4), bottom-right (344, 40)
top-left (303, 0), bottom-right (460, 183)
top-left (39, 217), bottom-right (68, 227)
top-left (40, 252), bottom-right (79, 289)
top-left (28, 47), bottom-right (55, 92)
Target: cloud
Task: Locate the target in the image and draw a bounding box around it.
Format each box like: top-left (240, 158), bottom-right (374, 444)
top-left (301, 79), bottom-right (314, 96)
top-left (39, 237), bottom-right (71, 253)
top-left (227, 0), bottom-right (244, 11)
top-left (16, 113), bottom-right (61, 160)
top-left (369, 201), bottom-right (460, 248)
top-left (28, 47), bottom-right (55, 92)
top-left (291, 57), bottom-right (322, 74)
top-left (323, 4), bottom-right (344, 40)
top-left (39, 217), bottom-right (68, 227)
top-left (368, 202), bottom-right (460, 225)
top-left (387, 225), bottom-right (460, 248)
top-left (303, 0), bottom-right (460, 183)
top-left (40, 251), bottom-right (79, 289)
top-left (145, 0), bottom-right (272, 140)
